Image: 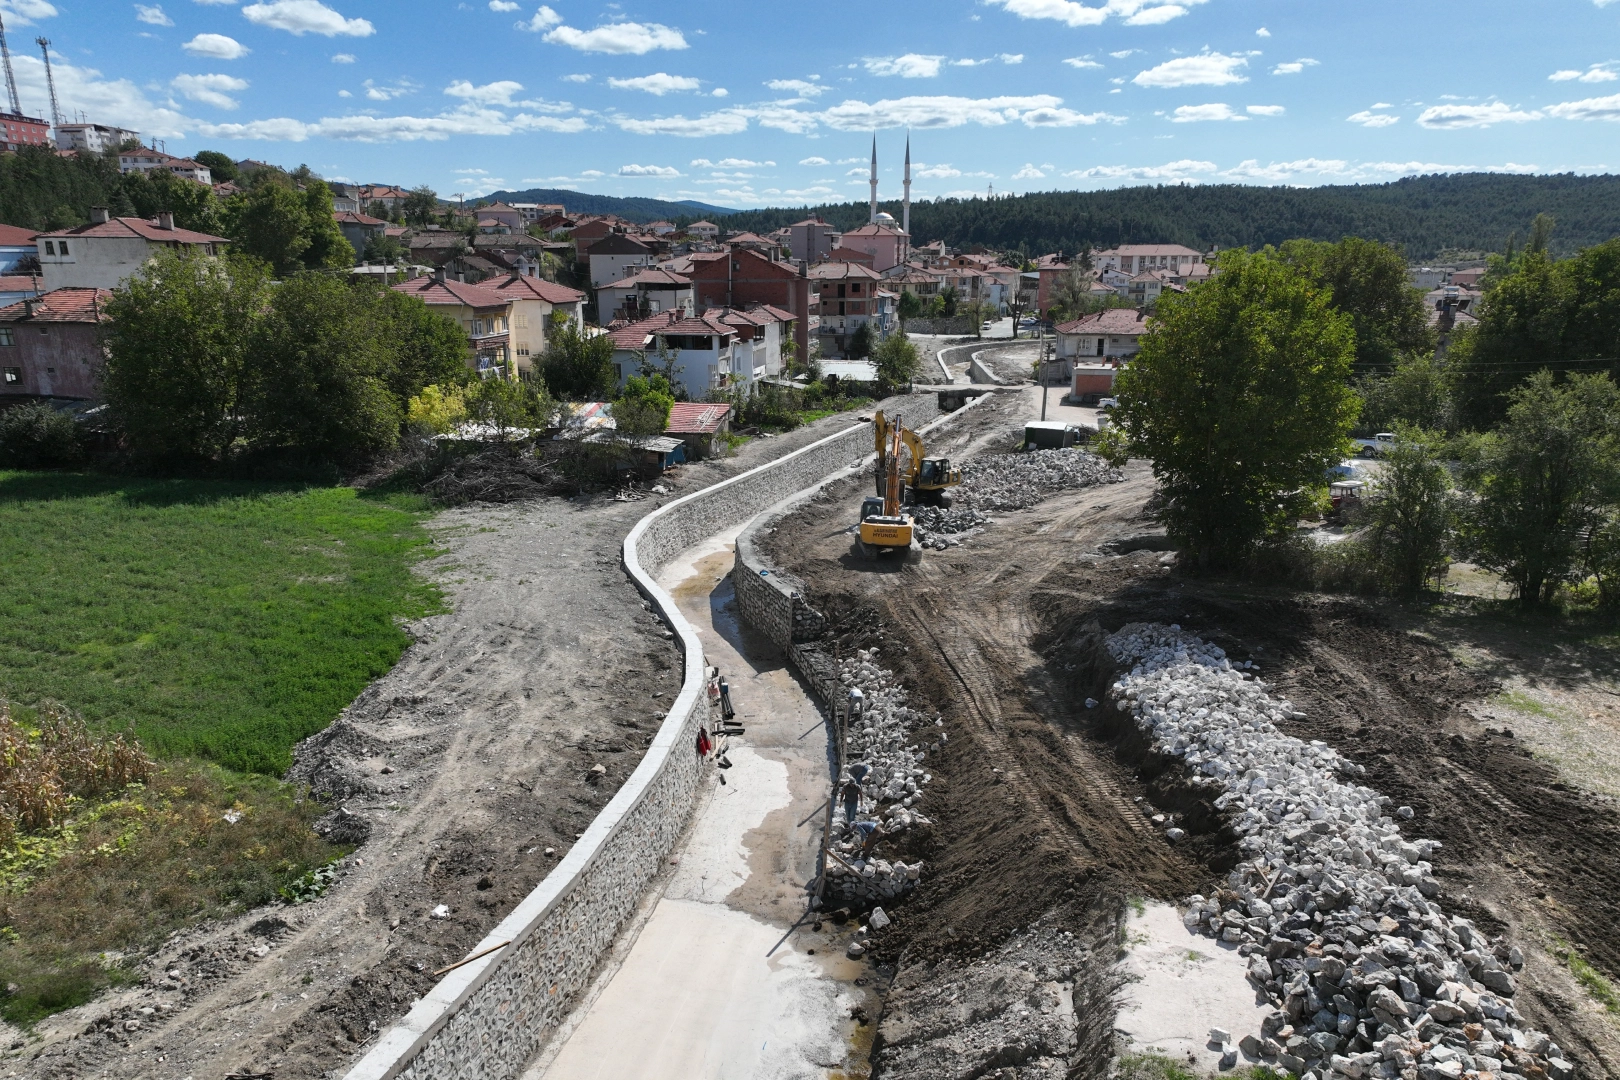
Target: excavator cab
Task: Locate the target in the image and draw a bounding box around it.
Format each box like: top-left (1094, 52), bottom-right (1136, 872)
top-left (858, 415), bottom-right (914, 555)
top-left (913, 456), bottom-right (959, 507)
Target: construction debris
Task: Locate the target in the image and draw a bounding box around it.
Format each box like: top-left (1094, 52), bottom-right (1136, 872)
top-left (824, 648), bottom-right (934, 907)
top-left (1107, 623), bottom-right (1572, 1080)
top-left (908, 449), bottom-right (1121, 548)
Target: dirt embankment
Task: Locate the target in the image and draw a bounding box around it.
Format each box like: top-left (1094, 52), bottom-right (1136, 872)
top-left (13, 398), bottom-right (919, 1080)
top-left (763, 417), bottom-right (1620, 1078)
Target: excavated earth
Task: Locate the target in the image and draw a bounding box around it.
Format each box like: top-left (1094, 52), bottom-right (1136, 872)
top-left (761, 392), bottom-right (1620, 1079)
top-left (6, 397), bottom-right (918, 1080)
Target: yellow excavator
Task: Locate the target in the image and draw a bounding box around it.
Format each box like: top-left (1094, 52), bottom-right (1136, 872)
top-left (857, 414), bottom-right (914, 555)
top-left (872, 410), bottom-right (963, 507)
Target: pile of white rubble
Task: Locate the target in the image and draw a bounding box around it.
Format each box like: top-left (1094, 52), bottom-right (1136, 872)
top-left (1106, 623), bottom-right (1574, 1080)
top-left (957, 448), bottom-right (1121, 513)
top-left (823, 647), bottom-right (939, 907)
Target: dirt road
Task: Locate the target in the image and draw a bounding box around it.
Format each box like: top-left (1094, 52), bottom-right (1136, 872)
top-left (11, 398), bottom-right (918, 1080)
top-left (761, 389), bottom-right (1620, 1078)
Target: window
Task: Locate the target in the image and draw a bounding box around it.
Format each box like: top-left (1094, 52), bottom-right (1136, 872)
top-left (45, 366), bottom-right (54, 375)
top-left (472, 319), bottom-right (484, 335)
top-left (517, 343), bottom-right (530, 357)
top-left (837, 284), bottom-right (847, 298)
top-left (514, 313), bottom-right (528, 329)
top-left (43, 241), bottom-right (54, 256)
top-left (2, 367), bottom-right (18, 384)
top-left (58, 242), bottom-right (67, 256)
top-left (0, 328), bottom-right (12, 346)
top-left (1095, 338), bottom-right (1104, 356)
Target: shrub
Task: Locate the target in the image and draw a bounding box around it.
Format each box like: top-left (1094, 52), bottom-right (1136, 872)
top-left (615, 374), bottom-right (675, 436)
top-left (0, 403), bottom-right (83, 469)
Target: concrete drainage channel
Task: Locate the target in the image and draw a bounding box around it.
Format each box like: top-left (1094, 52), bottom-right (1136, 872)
top-left (342, 398), bottom-right (986, 1080)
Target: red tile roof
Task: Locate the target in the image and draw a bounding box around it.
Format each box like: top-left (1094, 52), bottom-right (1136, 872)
top-left (486, 274), bottom-right (585, 305)
top-left (0, 287), bottom-right (113, 323)
top-left (39, 216), bottom-right (228, 245)
top-left (807, 261), bottom-right (881, 280)
top-left (1054, 308), bottom-right (1151, 336)
top-left (600, 267), bottom-right (691, 289)
top-left (0, 224), bottom-right (38, 246)
top-left (666, 402), bottom-right (731, 434)
top-left (389, 276), bottom-right (508, 309)
top-left (0, 274), bottom-right (43, 293)
top-left (335, 211), bottom-right (388, 226)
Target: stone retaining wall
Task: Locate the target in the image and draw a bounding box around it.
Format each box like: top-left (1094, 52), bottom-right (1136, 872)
top-left (343, 415), bottom-right (885, 1080)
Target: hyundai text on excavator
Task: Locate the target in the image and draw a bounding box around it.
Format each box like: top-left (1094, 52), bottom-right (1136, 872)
top-left (857, 413), bottom-right (914, 556)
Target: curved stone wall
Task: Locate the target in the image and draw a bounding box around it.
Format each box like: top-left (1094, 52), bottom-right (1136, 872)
top-left (343, 417), bottom-right (879, 1080)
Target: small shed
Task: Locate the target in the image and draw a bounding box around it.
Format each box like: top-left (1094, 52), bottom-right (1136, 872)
top-left (627, 434), bottom-right (687, 471)
top-left (665, 402), bottom-right (732, 460)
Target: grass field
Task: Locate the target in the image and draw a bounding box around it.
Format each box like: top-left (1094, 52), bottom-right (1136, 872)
top-left (0, 472), bottom-right (443, 775)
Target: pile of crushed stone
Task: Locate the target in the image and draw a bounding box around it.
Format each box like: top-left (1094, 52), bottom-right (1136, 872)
top-left (908, 449), bottom-right (1122, 548)
top-left (1106, 622), bottom-right (1575, 1080)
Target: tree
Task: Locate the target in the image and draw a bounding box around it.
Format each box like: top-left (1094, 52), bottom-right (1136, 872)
top-left (937, 285), bottom-right (961, 318)
top-left (897, 290), bottom-right (923, 326)
top-left (220, 176), bottom-right (354, 277)
top-left (101, 248), bottom-right (270, 461)
top-left (241, 274), bottom-right (401, 460)
top-left (405, 384), bottom-right (468, 436)
top-left (1356, 352), bottom-right (1452, 434)
top-left (1455, 371), bottom-right (1620, 607)
top-left (1526, 212), bottom-right (1555, 256)
top-left (1106, 249), bottom-right (1360, 572)
top-left (872, 330), bottom-right (921, 390)
top-left (615, 373), bottom-right (675, 435)
top-left (465, 376), bottom-right (556, 444)
top-left (847, 321), bottom-right (874, 360)
top-left (119, 169), bottom-right (218, 233)
top-left (192, 151), bottom-right (239, 184)
top-left (377, 286), bottom-right (472, 404)
top-left (538, 314), bottom-right (616, 400)
top-left (362, 232), bottom-right (408, 265)
top-left (1364, 427), bottom-right (1455, 596)
top-left (402, 185), bottom-right (440, 228)
top-left (1277, 237), bottom-right (1433, 374)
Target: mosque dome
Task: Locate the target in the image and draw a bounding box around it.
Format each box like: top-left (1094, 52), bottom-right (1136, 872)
top-left (874, 211), bottom-right (897, 225)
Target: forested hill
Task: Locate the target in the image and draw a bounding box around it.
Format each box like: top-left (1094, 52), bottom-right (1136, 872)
top-left (717, 173), bottom-right (1620, 261)
top-left (483, 188), bottom-right (737, 223)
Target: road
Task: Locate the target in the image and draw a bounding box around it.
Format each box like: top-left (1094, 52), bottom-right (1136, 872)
top-left (529, 528), bottom-right (875, 1080)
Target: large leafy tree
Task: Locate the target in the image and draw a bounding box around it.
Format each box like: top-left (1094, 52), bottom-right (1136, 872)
top-left (377, 286), bottom-right (472, 404)
top-left (538, 315), bottom-right (617, 400)
top-left (192, 151), bottom-right (239, 184)
top-left (1364, 426), bottom-right (1455, 596)
top-left (101, 248), bottom-right (271, 462)
top-left (1455, 370), bottom-right (1620, 607)
top-left (1277, 237), bottom-right (1433, 373)
top-left (219, 176), bottom-right (354, 278)
top-left (614, 373), bottom-right (675, 435)
top-left (118, 168), bottom-right (219, 233)
top-left (241, 275), bottom-right (401, 460)
top-left (402, 185), bottom-right (440, 228)
top-left (1106, 249), bottom-right (1360, 572)
top-left (872, 330), bottom-right (921, 389)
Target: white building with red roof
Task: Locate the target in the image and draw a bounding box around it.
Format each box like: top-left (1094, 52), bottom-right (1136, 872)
top-left (1054, 307), bottom-right (1151, 363)
top-left (117, 147), bottom-right (212, 184)
top-left (606, 304), bottom-right (792, 399)
top-left (37, 209), bottom-right (229, 291)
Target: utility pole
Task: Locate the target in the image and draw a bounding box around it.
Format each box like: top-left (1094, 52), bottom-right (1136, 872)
top-left (0, 13), bottom-right (22, 117)
top-left (36, 38), bottom-right (62, 135)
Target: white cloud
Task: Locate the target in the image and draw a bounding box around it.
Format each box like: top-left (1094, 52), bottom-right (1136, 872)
top-left (1246, 104), bottom-right (1284, 116)
top-left (331, 52), bottom-right (355, 63)
top-left (198, 104), bottom-right (591, 143)
top-left (1550, 64), bottom-right (1618, 83)
top-left (1223, 158), bottom-right (1350, 181)
top-left (1064, 58), bottom-right (1103, 69)
top-left (613, 109), bottom-right (749, 136)
top-left (6, 52), bottom-right (191, 137)
top-left (712, 87), bottom-right (728, 97)
top-left (864, 54), bottom-right (944, 79)
top-left (800, 155), bottom-right (830, 166)
top-left (691, 157), bottom-right (773, 168)
top-left (988, 0), bottom-right (1204, 28)
top-left (1065, 159), bottom-right (1216, 182)
top-left (1134, 52), bottom-right (1249, 88)
top-left (1256, 26), bottom-right (1270, 37)
top-left (846, 167), bottom-right (868, 176)
top-left (242, 0), bottom-right (373, 36)
top-left (1022, 106), bottom-right (1124, 126)
top-left (192, 0), bottom-right (237, 5)
top-left (1549, 70), bottom-right (1584, 82)
top-left (561, 73), bottom-right (591, 83)
top-left (618, 163), bottom-right (680, 177)
top-left (955, 58), bottom-right (990, 67)
top-left (915, 163), bottom-right (961, 178)
top-left (1172, 102), bottom-right (1245, 122)
top-left (1110, 50), bottom-right (1138, 59)
top-left (1417, 101), bottom-right (1542, 129)
top-left (1000, 53), bottom-right (1024, 64)
top-left (544, 21), bottom-right (686, 54)
top-left (171, 72), bottom-right (248, 109)
top-left (135, 4), bottom-right (174, 26)
top-left (0, 1), bottom-right (57, 27)
top-left (768, 79), bottom-right (826, 97)
top-left (820, 94), bottom-right (1117, 130)
top-left (516, 5), bottom-right (560, 31)
top-left (608, 73), bottom-right (701, 95)
top-left (363, 78), bottom-right (416, 102)
top-left (1272, 58), bottom-right (1319, 76)
top-left (337, 89), bottom-right (350, 97)
top-left (1372, 102), bottom-right (1392, 109)
top-left (183, 33), bottom-right (249, 58)
top-left (1012, 163), bottom-right (1045, 179)
top-left (488, 0), bottom-right (519, 9)
top-left (1544, 92), bottom-right (1620, 121)
top-left (444, 79), bottom-right (524, 106)
top-left (1347, 109), bottom-right (1399, 127)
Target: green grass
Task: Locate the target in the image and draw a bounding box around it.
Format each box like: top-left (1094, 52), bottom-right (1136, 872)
top-left (0, 472), bottom-right (442, 775)
top-left (1553, 936), bottom-right (1620, 1015)
top-left (1491, 689), bottom-right (1561, 720)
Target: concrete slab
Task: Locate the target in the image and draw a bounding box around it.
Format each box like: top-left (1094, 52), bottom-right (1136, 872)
top-left (1115, 902), bottom-right (1272, 1073)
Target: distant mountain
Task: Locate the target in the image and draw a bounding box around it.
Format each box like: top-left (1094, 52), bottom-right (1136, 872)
top-left (715, 173), bottom-right (1620, 262)
top-left (482, 188), bottom-right (738, 224)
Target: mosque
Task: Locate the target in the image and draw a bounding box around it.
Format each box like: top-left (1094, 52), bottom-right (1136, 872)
top-left (842, 135), bottom-right (912, 273)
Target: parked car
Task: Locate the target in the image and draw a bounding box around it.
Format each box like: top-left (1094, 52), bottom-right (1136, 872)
top-left (1097, 397), bottom-right (1118, 411)
top-left (1352, 433), bottom-right (1396, 457)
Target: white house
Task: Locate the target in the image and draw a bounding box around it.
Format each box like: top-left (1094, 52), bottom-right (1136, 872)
top-left (1054, 307), bottom-right (1151, 362)
top-left (56, 123), bottom-right (138, 154)
top-left (587, 234), bottom-right (655, 289)
top-left (607, 309), bottom-right (738, 399)
top-left (117, 148), bottom-right (212, 185)
top-left (1093, 244), bottom-right (1204, 276)
top-left (37, 209), bottom-right (229, 291)
top-left (686, 220), bottom-right (720, 240)
top-left (597, 266), bottom-right (695, 323)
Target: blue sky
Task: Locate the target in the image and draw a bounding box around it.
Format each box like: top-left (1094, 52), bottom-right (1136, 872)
top-left (1, 0), bottom-right (1617, 207)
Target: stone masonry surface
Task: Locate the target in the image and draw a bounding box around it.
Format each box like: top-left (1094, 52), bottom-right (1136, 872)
top-left (1107, 623), bottom-right (1575, 1080)
top-left (343, 417), bottom-right (881, 1080)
